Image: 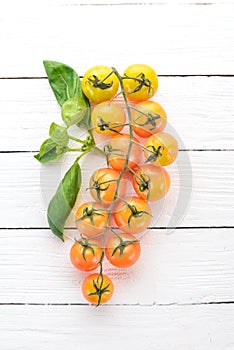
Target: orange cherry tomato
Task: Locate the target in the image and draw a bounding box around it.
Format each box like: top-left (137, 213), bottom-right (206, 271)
top-left (89, 168), bottom-right (126, 205)
top-left (132, 164), bottom-right (170, 201)
top-left (105, 134), bottom-right (142, 171)
top-left (82, 273), bottom-right (114, 305)
top-left (91, 101), bottom-right (126, 136)
top-left (123, 64), bottom-right (158, 102)
top-left (114, 196), bottom-right (152, 234)
top-left (105, 233), bottom-right (141, 268)
top-left (70, 238), bottom-right (102, 272)
top-left (132, 101), bottom-right (167, 138)
top-left (76, 202), bottom-right (108, 238)
top-left (144, 132), bottom-right (178, 166)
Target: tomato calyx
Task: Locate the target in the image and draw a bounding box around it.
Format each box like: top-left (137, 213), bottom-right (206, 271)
top-left (75, 237), bottom-right (98, 261)
top-left (76, 204), bottom-right (105, 227)
top-left (118, 197), bottom-right (152, 227)
top-left (145, 145), bottom-right (164, 163)
top-left (135, 172), bottom-right (151, 199)
top-left (132, 107), bottom-right (161, 131)
top-left (88, 174), bottom-right (118, 203)
top-left (123, 72), bottom-right (153, 95)
top-left (97, 116), bottom-right (122, 135)
top-left (88, 275), bottom-right (111, 306)
top-left (88, 256), bottom-right (111, 306)
top-left (87, 70), bottom-right (114, 90)
top-left (111, 236), bottom-right (139, 258)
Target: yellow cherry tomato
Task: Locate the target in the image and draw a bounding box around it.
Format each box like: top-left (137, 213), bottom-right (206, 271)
top-left (82, 66), bottom-right (119, 103)
top-left (91, 101), bottom-right (126, 136)
top-left (144, 132), bottom-right (178, 166)
top-left (132, 101), bottom-right (167, 138)
top-left (132, 164), bottom-right (170, 201)
top-left (123, 64), bottom-right (158, 102)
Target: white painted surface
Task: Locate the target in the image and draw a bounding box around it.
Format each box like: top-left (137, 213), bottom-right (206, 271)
top-left (1, 4), bottom-right (234, 76)
top-left (1, 0), bottom-right (234, 349)
top-left (1, 304), bottom-right (234, 350)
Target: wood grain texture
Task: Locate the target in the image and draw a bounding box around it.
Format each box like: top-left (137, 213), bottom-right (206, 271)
top-left (0, 304), bottom-right (234, 350)
top-left (1, 4), bottom-right (234, 76)
top-left (1, 76), bottom-right (234, 151)
top-left (1, 151), bottom-right (234, 228)
top-left (0, 228), bottom-right (233, 304)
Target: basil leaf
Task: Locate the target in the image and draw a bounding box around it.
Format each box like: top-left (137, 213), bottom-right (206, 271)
top-left (77, 103), bottom-right (91, 130)
top-left (34, 138), bottom-right (68, 163)
top-left (43, 60), bottom-right (80, 106)
top-left (47, 161), bottom-right (82, 241)
top-left (49, 122), bottom-right (69, 146)
top-left (61, 94), bottom-right (89, 127)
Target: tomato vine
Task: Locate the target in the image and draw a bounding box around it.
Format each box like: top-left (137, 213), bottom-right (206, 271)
top-left (35, 61), bottom-right (178, 305)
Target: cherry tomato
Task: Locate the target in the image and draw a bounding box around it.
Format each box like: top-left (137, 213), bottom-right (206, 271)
top-left (105, 134), bottom-right (142, 171)
top-left (132, 101), bottom-right (167, 138)
top-left (91, 101), bottom-right (126, 136)
top-left (76, 202), bottom-right (108, 238)
top-left (123, 64), bottom-right (158, 102)
top-left (82, 273), bottom-right (114, 305)
top-left (144, 132), bottom-right (178, 166)
top-left (82, 66), bottom-right (119, 103)
top-left (70, 238), bottom-right (102, 272)
top-left (132, 164), bottom-right (170, 201)
top-left (89, 168), bottom-right (126, 205)
top-left (114, 196), bottom-right (152, 234)
top-left (105, 233), bottom-right (141, 268)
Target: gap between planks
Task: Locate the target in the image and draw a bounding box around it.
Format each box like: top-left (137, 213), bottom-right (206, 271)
top-left (1, 226), bottom-right (234, 230)
top-left (0, 300), bottom-right (234, 307)
top-left (1, 149), bottom-right (234, 153)
top-left (1, 74), bottom-right (234, 79)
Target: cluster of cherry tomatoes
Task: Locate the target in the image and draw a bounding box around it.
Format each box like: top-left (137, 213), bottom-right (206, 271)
top-left (69, 64), bottom-right (178, 305)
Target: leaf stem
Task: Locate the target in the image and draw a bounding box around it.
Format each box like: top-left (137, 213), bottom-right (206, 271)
top-left (69, 135), bottom-right (85, 144)
top-left (75, 150), bottom-right (90, 162)
top-left (68, 147), bottom-right (82, 152)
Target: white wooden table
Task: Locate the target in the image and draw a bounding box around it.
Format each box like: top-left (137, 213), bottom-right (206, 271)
top-left (1, 1), bottom-right (234, 349)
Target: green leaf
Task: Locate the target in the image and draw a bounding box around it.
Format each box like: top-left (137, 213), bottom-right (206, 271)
top-left (77, 103), bottom-right (91, 130)
top-left (49, 122), bottom-right (69, 146)
top-left (47, 161), bottom-right (82, 241)
top-left (43, 60), bottom-right (80, 106)
top-left (34, 138), bottom-right (68, 163)
top-left (61, 94), bottom-right (89, 127)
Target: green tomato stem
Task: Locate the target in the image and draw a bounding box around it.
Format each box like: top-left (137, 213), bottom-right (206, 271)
top-left (93, 67), bottom-right (135, 285)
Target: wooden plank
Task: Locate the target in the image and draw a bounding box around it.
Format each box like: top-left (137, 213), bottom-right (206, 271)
top-left (1, 76), bottom-right (234, 151)
top-left (51, 1), bottom-right (234, 4)
top-left (0, 151), bottom-right (233, 228)
top-left (1, 4), bottom-right (234, 76)
top-left (0, 228), bottom-right (233, 304)
top-left (0, 304), bottom-right (234, 350)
